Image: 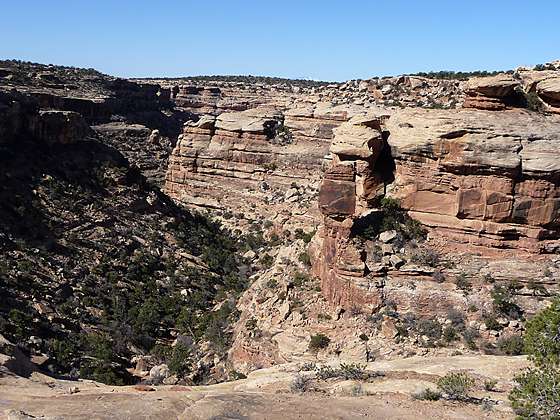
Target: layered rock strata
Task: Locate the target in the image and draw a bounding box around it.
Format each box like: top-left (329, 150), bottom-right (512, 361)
top-left (386, 108), bottom-right (560, 252)
top-left (310, 108), bottom-right (560, 313)
top-left (310, 114), bottom-right (389, 312)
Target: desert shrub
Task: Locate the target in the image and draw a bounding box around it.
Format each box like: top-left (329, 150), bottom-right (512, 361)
top-left (483, 312), bottom-right (503, 331)
top-left (309, 333), bottom-right (330, 352)
top-left (290, 374), bottom-right (311, 393)
top-left (509, 298), bottom-right (560, 418)
top-left (260, 253), bottom-right (274, 268)
top-left (266, 278), bottom-right (278, 289)
top-left (497, 335), bottom-right (524, 356)
top-left (269, 232), bottom-right (282, 246)
top-left (455, 273), bottom-right (472, 293)
top-left (294, 228), bottom-right (315, 244)
top-left (523, 91), bottom-right (545, 112)
top-left (339, 363), bottom-right (368, 380)
top-left (410, 247), bottom-right (440, 267)
top-left (462, 327), bottom-right (480, 349)
top-left (352, 197), bottom-right (426, 241)
top-left (292, 271), bottom-right (310, 288)
top-left (299, 361), bottom-right (316, 371)
top-left (432, 269), bottom-right (445, 283)
top-left (166, 344), bottom-right (192, 377)
top-left (413, 388), bottom-right (442, 401)
top-left (437, 372), bottom-right (475, 400)
top-left (350, 383), bottom-right (363, 396)
top-left (416, 318), bottom-right (443, 340)
top-left (315, 363), bottom-right (378, 381)
top-left (484, 379), bottom-right (498, 391)
top-left (443, 326), bottom-right (458, 343)
top-left (245, 318), bottom-right (257, 330)
top-left (359, 333), bottom-right (369, 342)
top-left (317, 313), bottom-right (332, 321)
top-left (446, 308), bottom-right (466, 330)
top-left (491, 285), bottom-right (522, 319)
top-left (509, 367), bottom-right (560, 418)
top-left (298, 251), bottom-right (311, 267)
top-left (523, 297), bottom-right (560, 367)
top-left (527, 280), bottom-right (549, 297)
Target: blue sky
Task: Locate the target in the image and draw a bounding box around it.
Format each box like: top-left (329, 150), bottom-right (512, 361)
top-left (1, 0), bottom-right (558, 81)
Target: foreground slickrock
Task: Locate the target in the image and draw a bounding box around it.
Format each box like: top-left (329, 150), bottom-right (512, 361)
top-left (0, 353), bottom-right (529, 419)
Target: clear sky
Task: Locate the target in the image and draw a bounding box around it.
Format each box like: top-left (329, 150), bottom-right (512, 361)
top-left (1, 0), bottom-right (559, 81)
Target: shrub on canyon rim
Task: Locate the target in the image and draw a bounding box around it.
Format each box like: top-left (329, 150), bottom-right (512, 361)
top-left (509, 298), bottom-right (560, 418)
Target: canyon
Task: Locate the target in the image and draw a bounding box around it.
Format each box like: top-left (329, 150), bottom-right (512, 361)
top-left (1, 59), bottom-right (559, 418)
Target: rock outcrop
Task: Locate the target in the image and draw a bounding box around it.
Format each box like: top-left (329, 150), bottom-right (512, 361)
top-left (463, 75), bottom-right (521, 110)
top-left (386, 107), bottom-right (560, 252)
top-left (311, 114), bottom-right (389, 311)
top-left (311, 107), bottom-right (560, 313)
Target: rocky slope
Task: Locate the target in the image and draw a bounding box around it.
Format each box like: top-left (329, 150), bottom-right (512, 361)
top-left (0, 84), bottom-right (251, 386)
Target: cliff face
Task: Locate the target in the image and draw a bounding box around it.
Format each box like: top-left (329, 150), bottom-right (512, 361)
top-left (309, 107), bottom-right (560, 317)
top-left (387, 108), bottom-right (560, 252)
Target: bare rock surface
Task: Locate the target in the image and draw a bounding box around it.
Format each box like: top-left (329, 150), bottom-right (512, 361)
top-left (0, 355), bottom-right (527, 419)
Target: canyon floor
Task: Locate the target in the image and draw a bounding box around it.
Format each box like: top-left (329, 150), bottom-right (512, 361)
top-left (1, 354), bottom-right (528, 419)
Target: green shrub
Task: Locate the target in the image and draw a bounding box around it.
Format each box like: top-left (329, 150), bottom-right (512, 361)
top-left (437, 372), bottom-right (475, 400)
top-left (298, 251), bottom-right (311, 267)
top-left (523, 297), bottom-right (560, 367)
top-left (294, 229), bottom-right (315, 244)
top-left (410, 247), bottom-right (440, 267)
top-left (455, 273), bottom-right (471, 294)
top-left (293, 271), bottom-right (310, 288)
top-left (462, 327), bottom-right (480, 349)
top-left (309, 333), bottom-right (330, 352)
top-left (352, 197), bottom-right (426, 241)
top-left (523, 91), bottom-right (545, 112)
top-left (291, 374), bottom-right (311, 392)
top-left (413, 388), bottom-right (442, 401)
top-left (260, 253), bottom-right (274, 268)
top-left (509, 298), bottom-right (560, 418)
top-left (491, 285), bottom-right (522, 319)
top-left (317, 313), bottom-right (332, 321)
top-left (484, 379), bottom-right (498, 391)
top-left (167, 344), bottom-right (192, 377)
top-left (509, 367), bottom-right (560, 418)
top-left (443, 326), bottom-right (458, 343)
top-left (497, 335), bottom-right (524, 356)
top-left (483, 312), bottom-right (502, 331)
top-left (416, 319), bottom-right (443, 340)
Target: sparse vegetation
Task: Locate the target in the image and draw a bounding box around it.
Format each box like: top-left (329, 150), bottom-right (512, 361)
top-left (352, 197), bottom-right (427, 241)
top-left (437, 372), bottom-right (475, 401)
top-left (413, 388), bottom-right (442, 401)
top-left (290, 374), bottom-right (312, 393)
top-left (497, 335), bottom-right (524, 356)
top-left (509, 297), bottom-right (560, 418)
top-left (308, 333), bottom-right (330, 352)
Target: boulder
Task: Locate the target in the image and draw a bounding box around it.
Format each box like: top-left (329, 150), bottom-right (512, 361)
top-left (330, 114), bottom-right (386, 160)
top-left (379, 230), bottom-right (397, 243)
